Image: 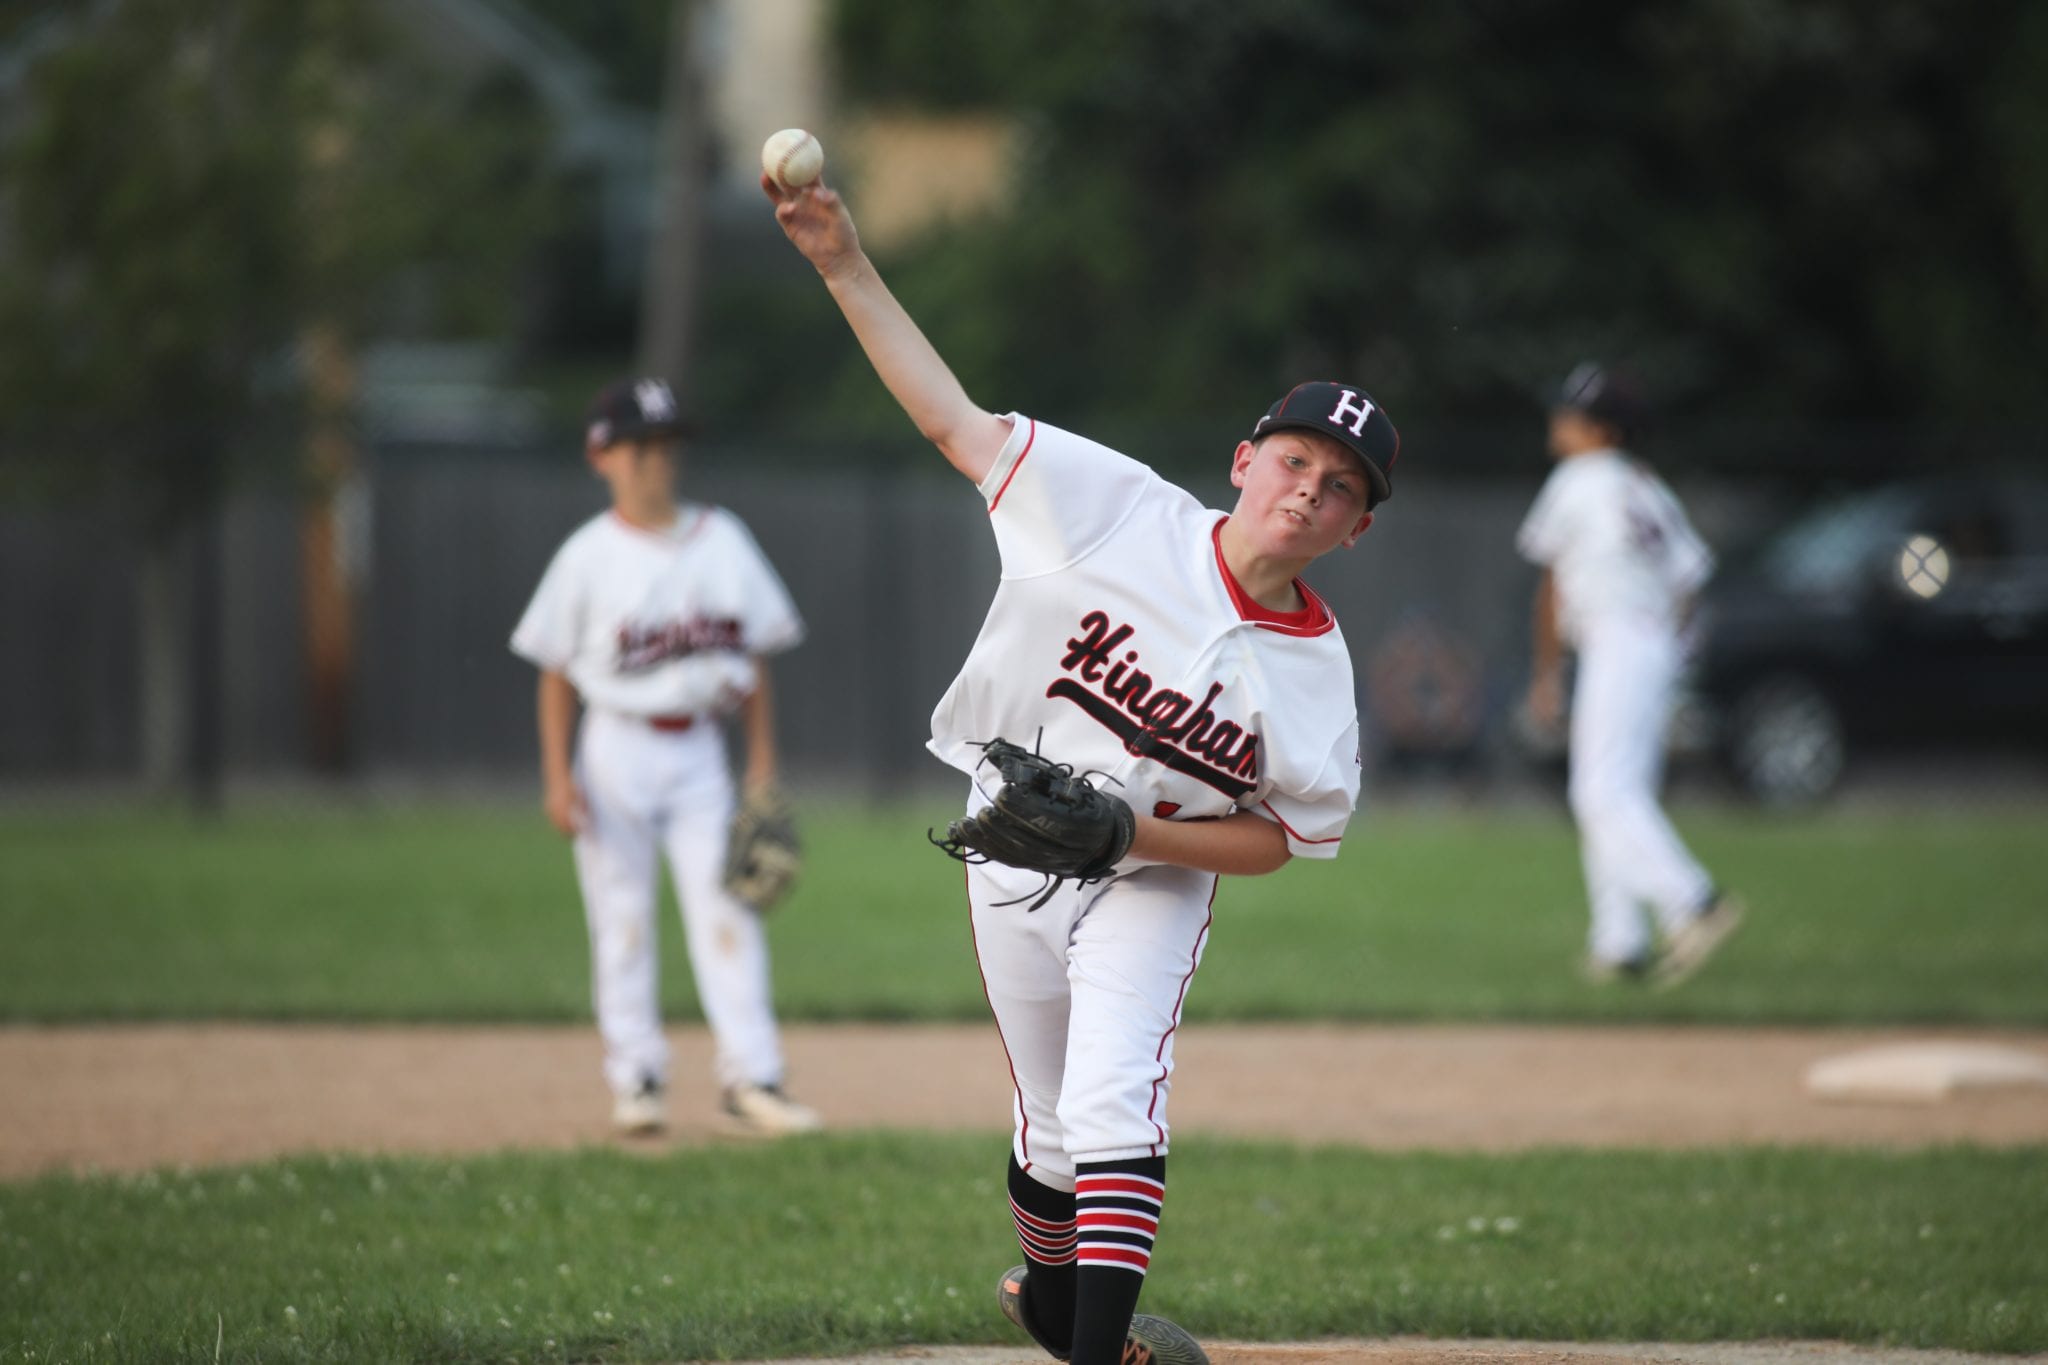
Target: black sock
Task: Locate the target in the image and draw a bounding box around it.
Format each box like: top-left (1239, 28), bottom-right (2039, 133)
top-left (1069, 1156), bottom-right (1166, 1365)
top-left (1008, 1154), bottom-right (1076, 1355)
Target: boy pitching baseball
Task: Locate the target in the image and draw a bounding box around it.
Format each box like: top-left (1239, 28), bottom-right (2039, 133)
top-left (1518, 362), bottom-right (1743, 985)
top-left (510, 378), bottom-right (820, 1138)
top-left (768, 173), bottom-right (1399, 1365)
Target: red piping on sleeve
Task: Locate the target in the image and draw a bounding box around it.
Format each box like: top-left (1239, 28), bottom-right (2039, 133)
top-left (1259, 800), bottom-right (1342, 845)
top-left (987, 419), bottom-right (1037, 514)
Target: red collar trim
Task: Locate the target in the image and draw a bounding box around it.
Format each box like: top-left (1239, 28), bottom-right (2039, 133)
top-left (1211, 518), bottom-right (1335, 636)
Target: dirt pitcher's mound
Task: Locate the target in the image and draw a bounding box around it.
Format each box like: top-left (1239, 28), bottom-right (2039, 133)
top-left (719, 1340), bottom-right (2045, 1365)
top-left (7, 1022), bottom-right (2048, 1180)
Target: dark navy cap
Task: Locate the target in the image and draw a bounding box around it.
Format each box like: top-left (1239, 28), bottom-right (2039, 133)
top-left (1553, 362), bottom-right (1649, 439)
top-left (586, 377), bottom-right (691, 449)
top-left (1252, 381), bottom-right (1400, 508)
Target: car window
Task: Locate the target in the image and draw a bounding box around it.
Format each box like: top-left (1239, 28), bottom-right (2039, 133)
top-left (1925, 502), bottom-right (2008, 568)
top-left (1759, 488), bottom-right (1917, 593)
top-left (1996, 484), bottom-right (2048, 558)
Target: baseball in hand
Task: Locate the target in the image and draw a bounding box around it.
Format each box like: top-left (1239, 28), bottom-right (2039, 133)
top-left (761, 128), bottom-right (824, 189)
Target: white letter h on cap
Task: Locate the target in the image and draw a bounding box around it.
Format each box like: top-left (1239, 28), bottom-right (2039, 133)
top-left (1327, 388), bottom-right (1375, 436)
top-left (635, 379), bottom-right (677, 421)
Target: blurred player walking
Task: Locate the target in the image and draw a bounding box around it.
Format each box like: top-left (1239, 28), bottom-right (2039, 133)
top-left (511, 378), bottom-right (820, 1137)
top-left (1519, 363), bottom-right (1743, 985)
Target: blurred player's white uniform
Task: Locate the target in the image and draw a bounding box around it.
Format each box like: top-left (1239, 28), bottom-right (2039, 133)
top-left (937, 415), bottom-right (1361, 1190)
top-left (511, 505), bottom-right (802, 1108)
top-left (1517, 446), bottom-right (1718, 967)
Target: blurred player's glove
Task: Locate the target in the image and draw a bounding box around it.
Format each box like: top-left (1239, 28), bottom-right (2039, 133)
top-left (930, 737), bottom-right (1137, 910)
top-left (725, 786), bottom-right (802, 913)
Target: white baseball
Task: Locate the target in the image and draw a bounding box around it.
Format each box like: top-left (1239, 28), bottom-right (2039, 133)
top-left (761, 128), bottom-right (824, 189)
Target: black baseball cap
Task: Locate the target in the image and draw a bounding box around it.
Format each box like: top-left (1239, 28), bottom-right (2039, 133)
top-left (1252, 381), bottom-right (1400, 508)
top-left (1552, 361), bottom-right (1649, 438)
top-left (585, 377), bottom-right (691, 449)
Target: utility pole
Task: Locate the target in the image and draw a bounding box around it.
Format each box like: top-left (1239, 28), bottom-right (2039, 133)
top-left (638, 0), bottom-right (714, 406)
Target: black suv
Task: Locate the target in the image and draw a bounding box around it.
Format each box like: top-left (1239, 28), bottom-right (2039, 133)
top-left (1690, 475), bottom-right (2048, 803)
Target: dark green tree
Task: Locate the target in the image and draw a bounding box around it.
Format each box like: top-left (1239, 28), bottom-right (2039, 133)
top-left (824, 0), bottom-right (2048, 462)
top-left (0, 0), bottom-right (559, 794)
top-left (514, 0), bottom-right (672, 109)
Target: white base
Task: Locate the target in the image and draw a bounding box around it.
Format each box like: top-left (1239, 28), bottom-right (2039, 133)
top-left (1804, 1041), bottom-right (2048, 1104)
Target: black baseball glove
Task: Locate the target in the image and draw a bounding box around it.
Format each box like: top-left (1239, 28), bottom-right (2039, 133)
top-left (930, 737), bottom-right (1137, 910)
top-left (725, 785), bottom-right (802, 913)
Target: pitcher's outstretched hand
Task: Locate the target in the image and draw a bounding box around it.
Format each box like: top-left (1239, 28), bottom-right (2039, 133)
top-left (764, 174), bottom-right (862, 280)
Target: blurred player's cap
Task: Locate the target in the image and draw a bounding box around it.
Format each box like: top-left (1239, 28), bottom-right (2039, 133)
top-left (1552, 362), bottom-right (1649, 438)
top-left (586, 377), bottom-right (691, 448)
top-left (1252, 381), bottom-right (1400, 508)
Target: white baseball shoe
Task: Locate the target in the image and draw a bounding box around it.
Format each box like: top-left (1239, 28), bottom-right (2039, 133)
top-left (723, 1082), bottom-right (822, 1136)
top-left (612, 1078), bottom-right (668, 1136)
top-left (1654, 893), bottom-right (1746, 988)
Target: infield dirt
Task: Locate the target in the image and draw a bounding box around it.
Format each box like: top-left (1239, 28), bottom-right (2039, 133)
top-left (739, 1342), bottom-right (2048, 1365)
top-left (9, 1022), bottom-right (2046, 1365)
top-left (7, 1021), bottom-right (2047, 1178)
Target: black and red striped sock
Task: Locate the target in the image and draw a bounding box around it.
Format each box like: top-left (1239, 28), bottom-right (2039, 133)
top-left (1070, 1156), bottom-right (1166, 1365)
top-left (1008, 1155), bottom-right (1077, 1356)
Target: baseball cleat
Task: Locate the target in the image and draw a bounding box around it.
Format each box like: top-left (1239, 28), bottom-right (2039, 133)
top-left (999, 1265), bottom-right (1072, 1360)
top-left (1654, 892), bottom-right (1746, 988)
top-left (1580, 953), bottom-right (1651, 985)
top-left (611, 1078), bottom-right (667, 1136)
top-left (998, 1265), bottom-right (1210, 1365)
top-left (723, 1082), bottom-right (822, 1136)
top-left (1125, 1313), bottom-right (1211, 1365)
top-left (999, 1268), bottom-right (1081, 1358)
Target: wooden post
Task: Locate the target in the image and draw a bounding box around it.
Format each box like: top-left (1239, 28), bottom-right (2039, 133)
top-left (637, 0), bottom-right (712, 403)
top-left (301, 321), bottom-right (358, 773)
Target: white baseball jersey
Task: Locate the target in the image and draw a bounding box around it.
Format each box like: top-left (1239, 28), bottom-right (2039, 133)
top-left (511, 504), bottom-right (804, 716)
top-left (1515, 448), bottom-right (1714, 644)
top-left (930, 415), bottom-right (1362, 861)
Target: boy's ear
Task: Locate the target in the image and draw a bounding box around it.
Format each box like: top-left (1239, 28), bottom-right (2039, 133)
top-left (1341, 511), bottom-right (1375, 548)
top-left (1228, 439), bottom-right (1257, 489)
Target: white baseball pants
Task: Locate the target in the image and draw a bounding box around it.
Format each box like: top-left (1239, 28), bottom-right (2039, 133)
top-left (968, 848), bottom-right (1217, 1190)
top-left (1568, 616), bottom-right (1715, 964)
top-left (572, 710), bottom-right (785, 1098)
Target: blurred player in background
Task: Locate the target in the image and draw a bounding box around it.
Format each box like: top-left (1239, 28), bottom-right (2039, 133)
top-left (510, 378), bottom-right (820, 1137)
top-left (1518, 362), bottom-right (1744, 985)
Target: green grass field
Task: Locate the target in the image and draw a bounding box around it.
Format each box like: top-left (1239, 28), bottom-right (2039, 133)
top-left (2, 799), bottom-right (2044, 1024)
top-left (4, 1137), bottom-right (2044, 1363)
top-left (5, 798), bottom-right (2045, 1363)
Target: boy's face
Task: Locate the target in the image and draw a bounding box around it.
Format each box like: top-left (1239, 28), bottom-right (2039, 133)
top-left (588, 436), bottom-right (680, 501)
top-left (1547, 408), bottom-right (1616, 459)
top-left (1227, 431), bottom-right (1374, 559)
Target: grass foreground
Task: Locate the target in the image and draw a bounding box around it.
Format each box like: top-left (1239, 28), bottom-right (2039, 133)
top-left (2, 799), bottom-right (2046, 1025)
top-left (4, 1134), bottom-right (2045, 1364)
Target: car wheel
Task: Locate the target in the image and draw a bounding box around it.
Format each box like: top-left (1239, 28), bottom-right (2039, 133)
top-left (1726, 675), bottom-right (1846, 805)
